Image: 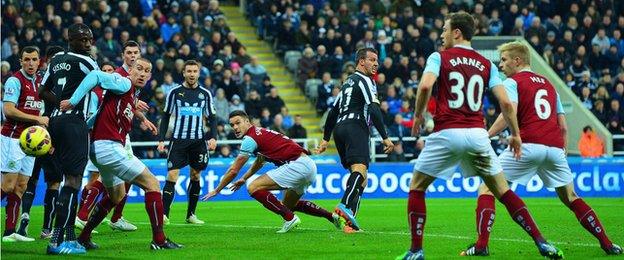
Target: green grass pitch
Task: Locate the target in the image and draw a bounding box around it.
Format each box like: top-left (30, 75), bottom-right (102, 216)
top-left (1, 197), bottom-right (623, 259)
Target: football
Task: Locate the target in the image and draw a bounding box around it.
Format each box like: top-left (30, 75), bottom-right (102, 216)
top-left (19, 126), bottom-right (52, 157)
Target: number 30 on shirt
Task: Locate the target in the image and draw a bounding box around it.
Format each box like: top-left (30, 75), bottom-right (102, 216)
top-left (447, 72), bottom-right (484, 112)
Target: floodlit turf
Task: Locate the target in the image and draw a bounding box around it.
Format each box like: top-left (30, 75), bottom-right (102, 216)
top-left (1, 197), bottom-right (623, 259)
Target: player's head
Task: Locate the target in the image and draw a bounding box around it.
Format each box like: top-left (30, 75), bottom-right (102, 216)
top-left (355, 47), bottom-right (378, 76)
top-left (442, 12), bottom-right (475, 49)
top-left (122, 40), bottom-right (141, 67)
top-left (228, 110), bottom-right (252, 139)
top-left (100, 61), bottom-right (116, 73)
top-left (183, 60), bottom-right (201, 86)
top-left (45, 45), bottom-right (64, 59)
top-left (68, 23), bottom-right (93, 54)
top-left (498, 41), bottom-right (530, 77)
top-left (128, 58), bottom-right (152, 88)
top-left (19, 46), bottom-right (40, 76)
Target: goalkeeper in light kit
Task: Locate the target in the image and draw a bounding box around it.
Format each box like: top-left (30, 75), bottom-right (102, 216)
top-left (59, 58), bottom-right (182, 250)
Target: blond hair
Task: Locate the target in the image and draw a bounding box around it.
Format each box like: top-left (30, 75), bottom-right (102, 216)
top-left (498, 41), bottom-right (530, 65)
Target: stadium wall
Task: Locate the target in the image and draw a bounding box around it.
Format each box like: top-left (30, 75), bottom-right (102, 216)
top-left (23, 157), bottom-right (624, 206)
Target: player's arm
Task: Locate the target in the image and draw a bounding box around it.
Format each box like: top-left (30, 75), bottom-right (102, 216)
top-left (202, 154), bottom-right (250, 200)
top-left (489, 65), bottom-right (522, 158)
top-left (556, 94), bottom-right (568, 151)
top-left (204, 135), bottom-right (258, 199)
top-left (412, 52), bottom-right (440, 136)
top-left (487, 78), bottom-right (518, 137)
top-left (235, 155), bottom-right (266, 186)
top-left (317, 93), bottom-right (341, 154)
top-left (134, 110), bottom-right (158, 135)
top-left (39, 66), bottom-right (57, 105)
top-left (157, 89), bottom-right (176, 152)
top-left (62, 71), bottom-right (131, 110)
top-left (3, 77), bottom-right (49, 126)
top-left (203, 90), bottom-right (218, 151)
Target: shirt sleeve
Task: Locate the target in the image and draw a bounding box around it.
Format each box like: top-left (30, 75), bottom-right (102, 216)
top-left (239, 136), bottom-right (258, 157)
top-left (423, 52), bottom-right (441, 76)
top-left (204, 90), bottom-right (217, 116)
top-left (556, 93), bottom-right (565, 114)
top-left (69, 71), bottom-right (130, 106)
top-left (502, 78), bottom-right (518, 103)
top-left (488, 61), bottom-right (503, 89)
top-left (163, 88), bottom-right (176, 114)
top-left (2, 77), bottom-right (21, 104)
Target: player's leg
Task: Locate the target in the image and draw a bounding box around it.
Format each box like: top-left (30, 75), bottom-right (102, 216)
top-left (132, 168), bottom-right (182, 249)
top-left (162, 140), bottom-right (187, 221)
top-left (186, 168), bottom-right (203, 223)
top-left (285, 190), bottom-right (340, 229)
top-left (2, 173), bottom-right (21, 241)
top-left (396, 171), bottom-right (436, 260)
top-left (17, 156), bottom-right (42, 237)
top-left (41, 155), bottom-right (62, 238)
top-left (78, 181), bottom-right (126, 249)
top-left (47, 117), bottom-right (89, 254)
top-left (461, 184), bottom-right (495, 256)
top-left (108, 182), bottom-right (137, 231)
top-left (536, 145), bottom-right (624, 256)
top-left (247, 173), bottom-right (299, 232)
top-left (186, 141), bottom-right (208, 223)
top-left (110, 136), bottom-right (137, 228)
top-left (76, 169), bottom-right (104, 226)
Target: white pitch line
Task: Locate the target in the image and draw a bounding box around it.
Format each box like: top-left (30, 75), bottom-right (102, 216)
top-left (134, 222), bottom-right (598, 247)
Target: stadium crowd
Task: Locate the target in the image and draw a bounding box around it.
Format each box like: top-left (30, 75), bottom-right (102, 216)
top-left (246, 0), bottom-right (624, 158)
top-left (1, 0), bottom-right (308, 159)
top-left (2, 0), bottom-right (624, 160)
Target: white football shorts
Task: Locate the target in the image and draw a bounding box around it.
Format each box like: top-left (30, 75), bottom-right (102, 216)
top-left (414, 128), bottom-right (503, 179)
top-left (266, 155), bottom-right (316, 195)
top-left (91, 140), bottom-right (145, 188)
top-left (500, 143), bottom-right (573, 188)
top-left (1, 135), bottom-right (35, 176)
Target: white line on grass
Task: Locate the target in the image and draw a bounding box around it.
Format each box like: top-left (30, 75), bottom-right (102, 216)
top-left (134, 222), bottom-right (598, 247)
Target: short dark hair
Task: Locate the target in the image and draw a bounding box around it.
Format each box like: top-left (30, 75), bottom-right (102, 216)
top-left (183, 60), bottom-right (201, 70)
top-left (100, 61), bottom-right (116, 69)
top-left (229, 110), bottom-right (249, 119)
top-left (583, 125), bottom-right (593, 133)
top-left (20, 46), bottom-right (39, 57)
top-left (68, 23), bottom-right (92, 41)
top-left (447, 11), bottom-right (475, 41)
top-left (122, 40), bottom-right (140, 52)
top-left (355, 47), bottom-right (378, 63)
top-left (45, 46), bottom-right (64, 58)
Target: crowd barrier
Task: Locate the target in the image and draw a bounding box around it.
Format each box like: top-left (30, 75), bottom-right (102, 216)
top-left (20, 157), bottom-right (623, 205)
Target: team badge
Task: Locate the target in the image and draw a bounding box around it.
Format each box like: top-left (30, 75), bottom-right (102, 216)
top-left (198, 93), bottom-right (204, 100)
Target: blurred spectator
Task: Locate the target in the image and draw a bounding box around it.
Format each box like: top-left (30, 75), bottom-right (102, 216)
top-left (387, 143), bottom-right (406, 162)
top-left (288, 115), bottom-right (307, 139)
top-left (316, 72), bottom-right (334, 113)
top-left (607, 99), bottom-right (622, 122)
top-left (592, 100), bottom-right (609, 124)
top-left (259, 108), bottom-right (271, 128)
top-left (298, 47), bottom-right (318, 90)
top-left (214, 88), bottom-right (230, 123)
top-left (579, 86), bottom-right (593, 110)
top-left (234, 46), bottom-right (251, 66)
top-left (229, 94), bottom-right (245, 112)
top-left (245, 89), bottom-right (263, 119)
top-left (380, 101), bottom-right (394, 127)
top-left (264, 87), bottom-right (285, 116)
top-left (218, 69), bottom-right (237, 100)
top-left (238, 72), bottom-right (259, 101)
top-left (578, 126), bottom-right (605, 158)
top-left (484, 105), bottom-right (498, 129)
top-left (388, 114), bottom-right (410, 139)
top-left (280, 106), bottom-right (293, 129)
top-left (270, 114), bottom-right (287, 135)
top-left (218, 145), bottom-right (235, 158)
top-left (161, 16), bottom-right (181, 43)
top-left (243, 55), bottom-right (267, 84)
top-left (386, 86), bottom-right (401, 115)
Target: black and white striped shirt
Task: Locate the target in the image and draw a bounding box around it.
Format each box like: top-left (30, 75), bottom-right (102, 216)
top-left (332, 70), bottom-right (379, 125)
top-left (41, 51), bottom-right (99, 119)
top-left (163, 84), bottom-right (216, 140)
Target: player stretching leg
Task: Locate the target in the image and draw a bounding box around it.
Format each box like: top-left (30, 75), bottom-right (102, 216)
top-left (17, 45), bottom-right (64, 239)
top-left (396, 12), bottom-right (563, 260)
top-left (317, 47), bottom-right (394, 233)
top-left (1, 46), bottom-right (47, 242)
top-left (461, 42), bottom-right (622, 256)
top-left (60, 58), bottom-right (182, 250)
top-left (204, 111), bottom-right (342, 233)
top-left (157, 60), bottom-right (218, 225)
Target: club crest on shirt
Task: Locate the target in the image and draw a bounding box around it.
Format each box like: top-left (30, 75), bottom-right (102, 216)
top-left (198, 93), bottom-right (204, 100)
